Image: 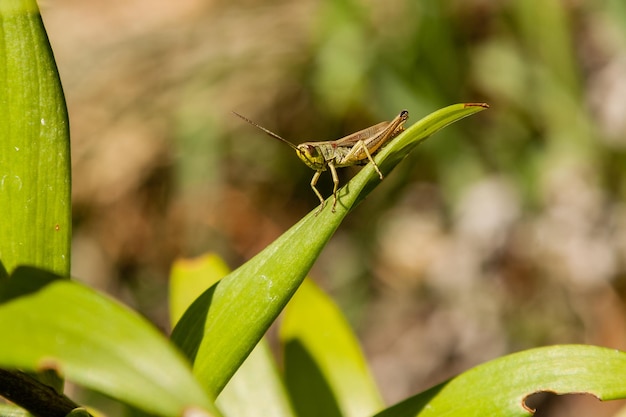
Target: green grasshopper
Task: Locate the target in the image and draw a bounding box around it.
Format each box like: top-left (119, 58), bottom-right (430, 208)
top-left (233, 110), bottom-right (409, 213)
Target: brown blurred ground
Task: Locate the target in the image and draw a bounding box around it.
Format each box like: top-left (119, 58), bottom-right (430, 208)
top-left (41, 0), bottom-right (626, 414)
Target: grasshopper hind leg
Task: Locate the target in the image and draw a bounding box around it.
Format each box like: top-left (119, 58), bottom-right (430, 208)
top-left (354, 140), bottom-right (384, 180)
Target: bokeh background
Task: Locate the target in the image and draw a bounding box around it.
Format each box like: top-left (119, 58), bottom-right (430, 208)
top-left (40, 0), bottom-right (626, 415)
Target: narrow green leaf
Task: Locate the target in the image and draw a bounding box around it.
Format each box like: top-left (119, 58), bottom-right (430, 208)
top-left (281, 279), bottom-right (383, 417)
top-left (0, 0), bottom-right (71, 275)
top-left (171, 103), bottom-right (489, 398)
top-left (169, 254), bottom-right (295, 417)
top-left (374, 345), bottom-right (626, 417)
top-left (0, 267), bottom-right (218, 417)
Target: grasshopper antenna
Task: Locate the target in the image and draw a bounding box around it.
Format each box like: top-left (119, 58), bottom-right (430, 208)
top-left (232, 111), bottom-right (299, 151)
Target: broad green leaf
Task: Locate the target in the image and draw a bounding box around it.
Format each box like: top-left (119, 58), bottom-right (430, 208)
top-left (169, 254), bottom-right (294, 417)
top-left (281, 279), bottom-right (383, 417)
top-left (171, 103), bottom-right (489, 399)
top-left (0, 0), bottom-right (71, 276)
top-left (374, 345), bottom-right (626, 417)
top-left (0, 267), bottom-right (218, 417)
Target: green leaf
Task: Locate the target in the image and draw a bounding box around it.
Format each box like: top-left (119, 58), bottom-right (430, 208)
top-left (0, 267), bottom-right (218, 417)
top-left (374, 345), bottom-right (626, 417)
top-left (171, 103), bottom-right (489, 399)
top-left (169, 254), bottom-right (294, 417)
top-left (0, 0), bottom-right (71, 276)
top-left (281, 279), bottom-right (383, 417)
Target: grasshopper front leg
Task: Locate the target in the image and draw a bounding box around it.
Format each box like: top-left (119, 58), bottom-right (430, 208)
top-left (311, 170), bottom-right (325, 214)
top-left (328, 161), bottom-right (340, 212)
top-left (312, 163), bottom-right (340, 214)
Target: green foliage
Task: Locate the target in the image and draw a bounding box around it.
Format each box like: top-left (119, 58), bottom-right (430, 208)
top-left (0, 267), bottom-right (217, 416)
top-left (375, 345), bottom-right (626, 417)
top-left (2, 1), bottom-right (626, 417)
top-left (169, 255), bottom-right (626, 417)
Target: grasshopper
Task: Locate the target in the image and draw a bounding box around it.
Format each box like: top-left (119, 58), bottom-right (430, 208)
top-left (233, 110), bottom-right (409, 213)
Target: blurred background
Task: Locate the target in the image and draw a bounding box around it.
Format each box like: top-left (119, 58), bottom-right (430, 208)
top-left (40, 0), bottom-right (626, 415)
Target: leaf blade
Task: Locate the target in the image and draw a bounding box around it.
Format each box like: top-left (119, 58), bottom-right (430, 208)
top-left (0, 0), bottom-right (71, 275)
top-left (0, 268), bottom-right (218, 417)
top-left (374, 345), bottom-right (626, 417)
top-left (169, 254), bottom-right (294, 417)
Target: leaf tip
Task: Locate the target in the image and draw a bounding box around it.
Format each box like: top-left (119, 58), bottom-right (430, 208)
top-left (464, 102), bottom-right (490, 109)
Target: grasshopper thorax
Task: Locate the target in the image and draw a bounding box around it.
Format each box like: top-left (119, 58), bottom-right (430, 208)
top-left (296, 144), bottom-right (327, 171)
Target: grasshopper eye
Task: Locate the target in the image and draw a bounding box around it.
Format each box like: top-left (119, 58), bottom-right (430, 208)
top-left (297, 144), bottom-right (319, 160)
top-left (296, 144), bottom-right (325, 170)
top-left (303, 144), bottom-right (319, 158)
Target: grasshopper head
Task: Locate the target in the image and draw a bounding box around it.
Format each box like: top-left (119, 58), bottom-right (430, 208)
top-left (296, 144), bottom-right (326, 171)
